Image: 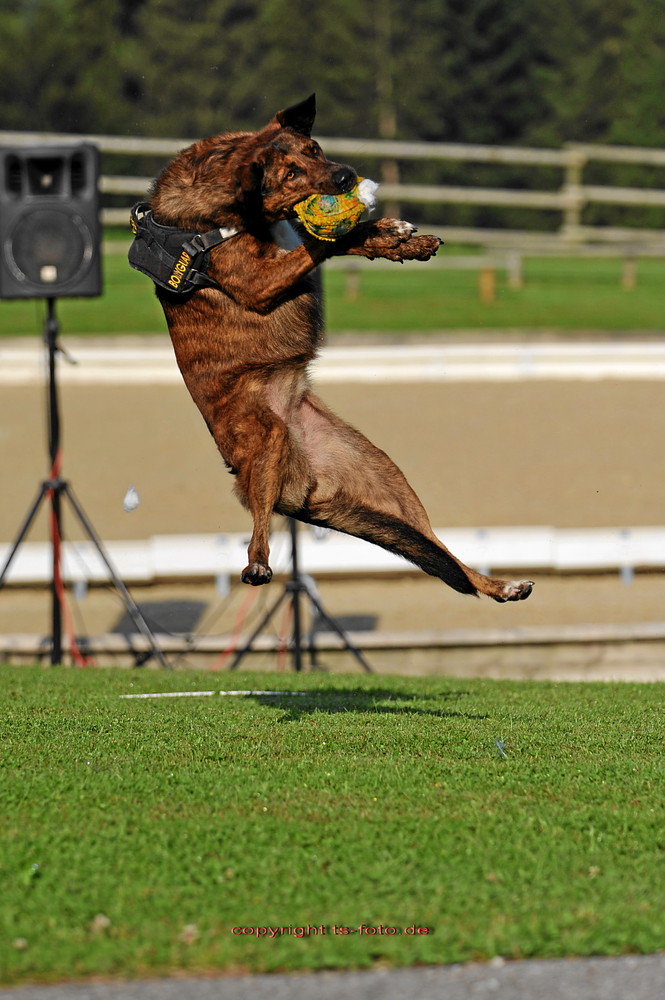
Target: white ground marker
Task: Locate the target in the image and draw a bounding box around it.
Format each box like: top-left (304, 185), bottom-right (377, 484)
top-left (120, 690), bottom-right (311, 700)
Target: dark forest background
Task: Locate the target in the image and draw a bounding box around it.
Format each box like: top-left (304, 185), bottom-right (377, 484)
top-left (2, 0), bottom-right (663, 147)
top-left (2, 0), bottom-right (664, 229)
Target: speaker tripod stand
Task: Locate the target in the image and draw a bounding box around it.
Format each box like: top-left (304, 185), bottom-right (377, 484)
top-left (228, 518), bottom-right (373, 673)
top-left (0, 298), bottom-right (168, 668)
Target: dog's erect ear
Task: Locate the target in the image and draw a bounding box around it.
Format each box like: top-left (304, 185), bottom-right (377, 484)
top-left (275, 94), bottom-right (317, 137)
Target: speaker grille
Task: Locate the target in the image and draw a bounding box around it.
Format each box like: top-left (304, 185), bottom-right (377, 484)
top-left (0, 143), bottom-right (101, 299)
top-left (4, 207), bottom-right (94, 289)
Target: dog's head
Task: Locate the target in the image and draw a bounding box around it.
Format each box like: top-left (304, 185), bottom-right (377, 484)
top-left (236, 95), bottom-right (358, 224)
top-left (151, 95), bottom-right (358, 230)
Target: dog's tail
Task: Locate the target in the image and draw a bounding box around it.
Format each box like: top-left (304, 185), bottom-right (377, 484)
top-left (298, 507), bottom-right (478, 596)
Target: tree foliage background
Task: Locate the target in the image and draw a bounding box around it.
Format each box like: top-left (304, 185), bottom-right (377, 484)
top-left (2, 0), bottom-right (663, 147)
top-left (1, 0), bottom-right (663, 228)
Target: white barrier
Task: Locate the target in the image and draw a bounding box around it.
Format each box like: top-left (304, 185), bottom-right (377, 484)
top-left (2, 525), bottom-right (664, 586)
top-left (6, 341), bottom-right (665, 385)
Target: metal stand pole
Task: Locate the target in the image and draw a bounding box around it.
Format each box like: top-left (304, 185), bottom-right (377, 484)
top-left (46, 298), bottom-right (63, 664)
top-left (289, 516), bottom-right (303, 673)
top-left (228, 518), bottom-right (373, 673)
top-left (0, 298), bottom-right (168, 667)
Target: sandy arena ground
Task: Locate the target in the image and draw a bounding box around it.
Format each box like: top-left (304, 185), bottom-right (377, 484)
top-left (1, 348), bottom-right (665, 640)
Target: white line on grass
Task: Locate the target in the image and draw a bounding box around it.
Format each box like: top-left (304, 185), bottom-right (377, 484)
top-left (119, 690), bottom-right (311, 699)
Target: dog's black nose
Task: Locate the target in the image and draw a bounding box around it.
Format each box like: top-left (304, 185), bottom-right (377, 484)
top-left (332, 165), bottom-right (356, 192)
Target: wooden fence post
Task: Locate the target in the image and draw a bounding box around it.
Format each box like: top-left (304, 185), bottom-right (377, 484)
top-left (478, 266), bottom-right (496, 303)
top-left (621, 257), bottom-right (637, 290)
top-left (562, 147), bottom-right (587, 238)
top-left (506, 251), bottom-right (524, 290)
top-left (344, 264), bottom-right (361, 302)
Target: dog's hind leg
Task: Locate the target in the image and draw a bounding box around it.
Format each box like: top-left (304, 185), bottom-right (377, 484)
top-left (282, 392), bottom-right (534, 603)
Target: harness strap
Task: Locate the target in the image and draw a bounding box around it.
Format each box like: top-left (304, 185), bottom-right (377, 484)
top-left (128, 202), bottom-right (241, 295)
top-left (182, 226), bottom-right (240, 255)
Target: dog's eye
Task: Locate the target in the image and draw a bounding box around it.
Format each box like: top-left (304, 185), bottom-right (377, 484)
top-left (285, 168), bottom-right (298, 181)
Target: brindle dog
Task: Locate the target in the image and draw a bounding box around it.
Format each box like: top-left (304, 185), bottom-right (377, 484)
top-left (150, 95), bottom-right (533, 603)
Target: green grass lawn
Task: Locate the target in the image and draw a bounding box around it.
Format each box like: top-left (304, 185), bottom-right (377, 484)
top-left (0, 246), bottom-right (663, 336)
top-left (1, 665), bottom-right (663, 984)
top-left (326, 257), bottom-right (665, 332)
top-left (0, 251), bottom-right (166, 337)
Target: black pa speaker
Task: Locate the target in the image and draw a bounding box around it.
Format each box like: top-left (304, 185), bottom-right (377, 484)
top-left (0, 143), bottom-right (101, 299)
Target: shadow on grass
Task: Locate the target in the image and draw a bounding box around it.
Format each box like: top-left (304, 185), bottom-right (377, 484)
top-left (247, 688), bottom-right (488, 722)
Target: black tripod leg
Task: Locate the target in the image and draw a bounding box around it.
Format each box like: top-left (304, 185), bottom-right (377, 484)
top-left (0, 484), bottom-right (48, 587)
top-left (291, 579), bottom-right (304, 673)
top-left (228, 589), bottom-right (289, 671)
top-left (63, 484), bottom-right (170, 670)
top-left (307, 593), bottom-right (374, 674)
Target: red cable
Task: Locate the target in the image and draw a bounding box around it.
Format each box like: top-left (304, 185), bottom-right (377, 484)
top-left (48, 451), bottom-right (94, 668)
top-left (209, 585), bottom-right (260, 671)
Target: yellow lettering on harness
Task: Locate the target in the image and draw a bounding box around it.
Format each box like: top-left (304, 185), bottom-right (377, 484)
top-left (167, 249), bottom-right (192, 288)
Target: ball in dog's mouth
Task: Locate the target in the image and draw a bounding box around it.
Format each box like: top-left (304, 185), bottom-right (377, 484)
top-left (294, 178), bottom-right (379, 241)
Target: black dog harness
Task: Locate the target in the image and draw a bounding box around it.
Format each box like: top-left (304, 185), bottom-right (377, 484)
top-left (128, 202), bottom-right (240, 295)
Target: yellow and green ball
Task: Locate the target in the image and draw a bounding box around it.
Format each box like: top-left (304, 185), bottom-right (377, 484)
top-left (294, 178), bottom-right (378, 241)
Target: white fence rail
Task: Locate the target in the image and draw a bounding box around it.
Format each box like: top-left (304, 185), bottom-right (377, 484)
top-left (2, 130), bottom-right (665, 245)
top-left (7, 341), bottom-right (665, 386)
top-left (1, 526), bottom-right (663, 588)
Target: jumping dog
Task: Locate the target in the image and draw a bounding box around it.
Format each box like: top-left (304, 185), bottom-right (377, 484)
top-left (140, 95), bottom-right (534, 603)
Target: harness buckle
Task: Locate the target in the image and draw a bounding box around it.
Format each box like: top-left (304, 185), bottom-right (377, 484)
top-left (182, 233), bottom-right (206, 256)
top-left (183, 227), bottom-right (239, 257)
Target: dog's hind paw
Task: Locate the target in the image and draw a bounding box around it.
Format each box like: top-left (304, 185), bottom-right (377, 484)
top-left (241, 562), bottom-right (273, 586)
top-left (493, 579), bottom-right (535, 603)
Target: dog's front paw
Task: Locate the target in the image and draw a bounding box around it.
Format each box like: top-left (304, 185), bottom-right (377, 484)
top-left (493, 580), bottom-right (535, 603)
top-left (346, 218), bottom-right (418, 258)
top-left (370, 218), bottom-right (419, 246)
top-left (241, 562), bottom-right (273, 586)
top-left (356, 220), bottom-right (442, 262)
top-left (385, 219), bottom-right (417, 241)
top-left (386, 233), bottom-right (443, 262)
